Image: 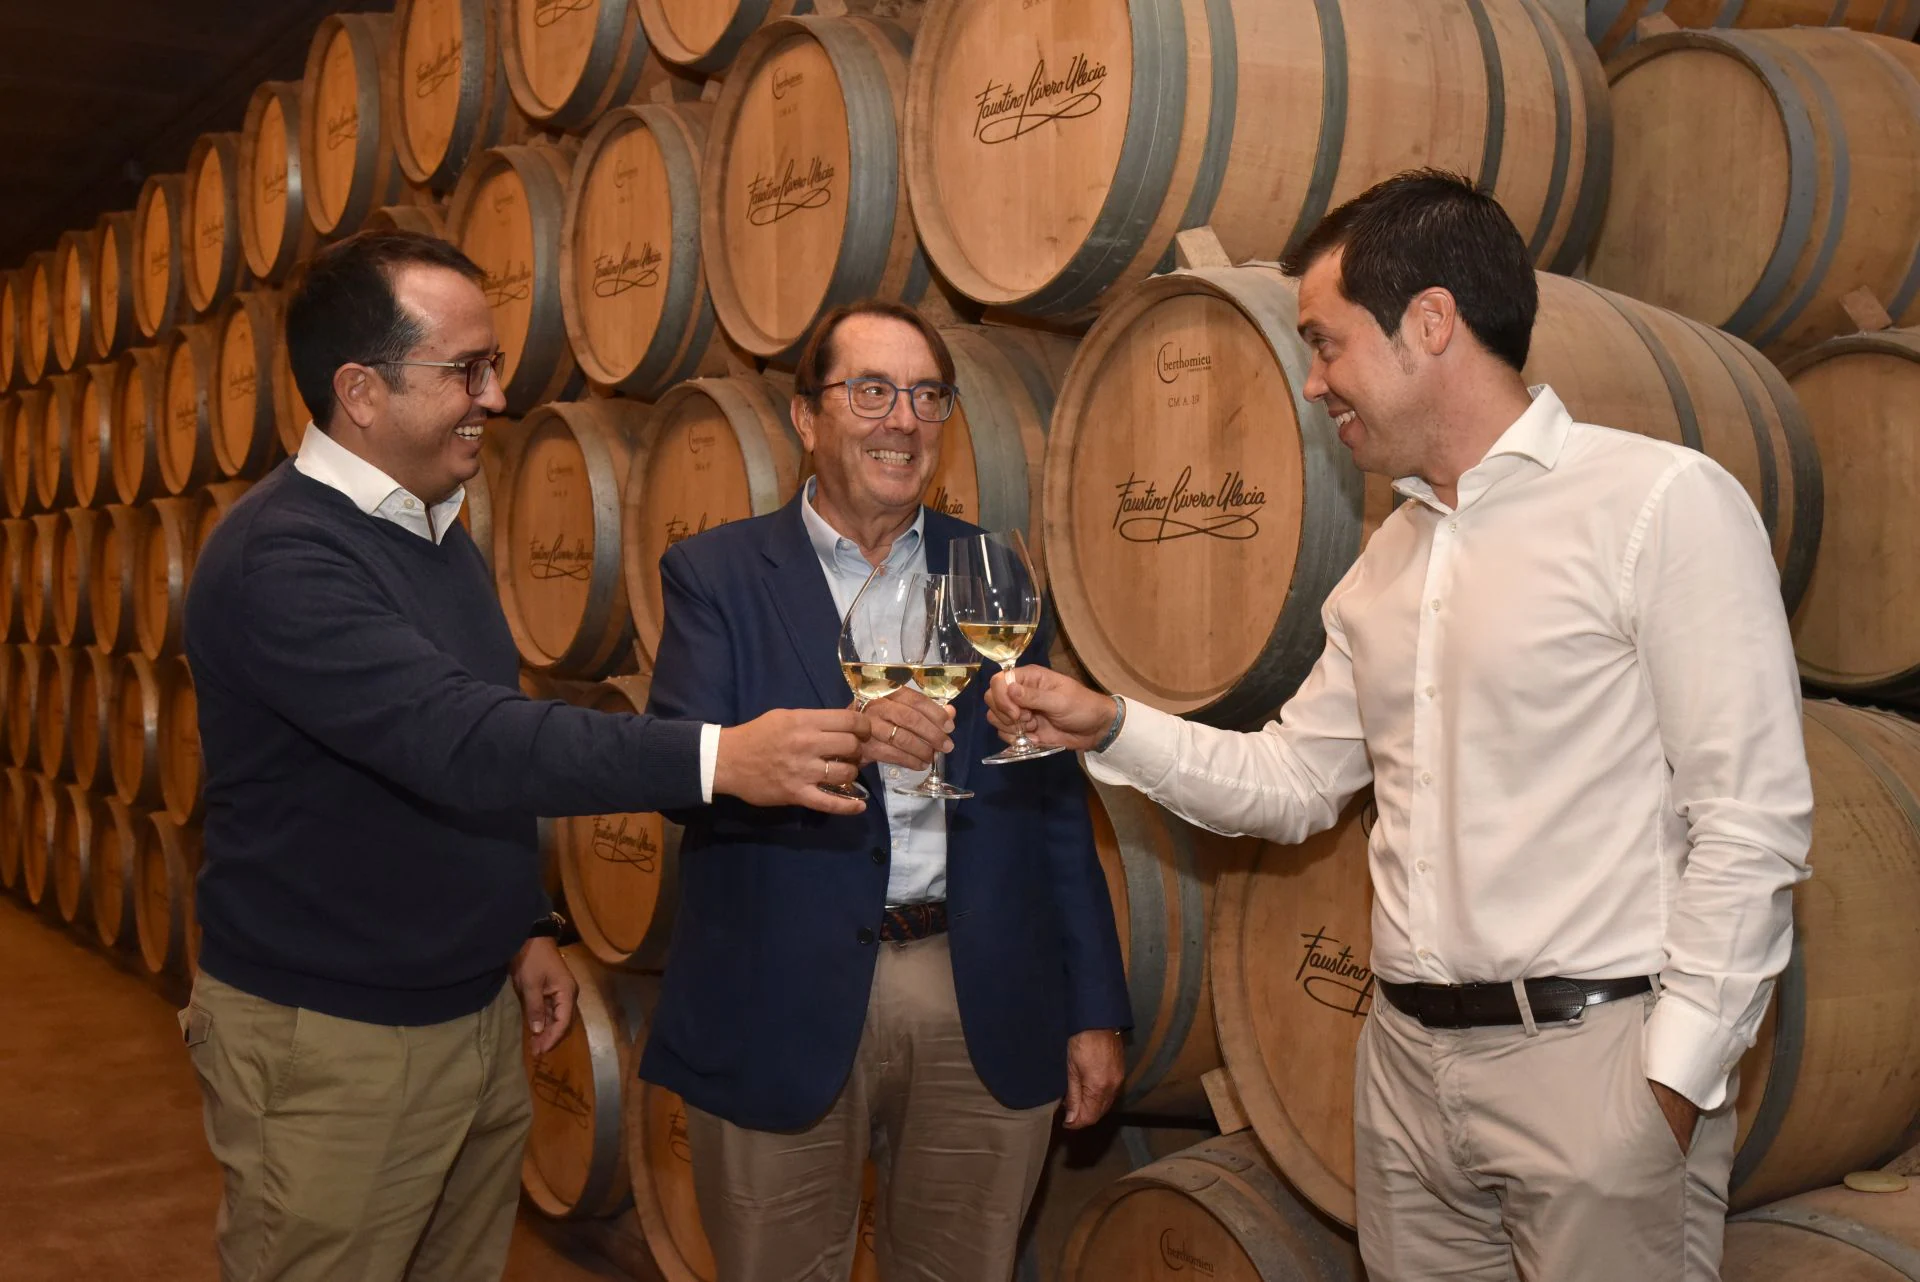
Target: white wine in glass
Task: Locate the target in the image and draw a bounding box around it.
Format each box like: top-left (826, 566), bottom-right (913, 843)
top-left (893, 574), bottom-right (976, 800)
top-left (825, 566), bottom-right (913, 801)
top-left (949, 530), bottom-right (1064, 763)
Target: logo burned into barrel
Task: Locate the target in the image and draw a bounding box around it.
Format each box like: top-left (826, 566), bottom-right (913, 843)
top-left (1296, 925), bottom-right (1374, 1017)
top-left (973, 53), bottom-right (1107, 144)
top-left (1110, 467), bottom-right (1265, 543)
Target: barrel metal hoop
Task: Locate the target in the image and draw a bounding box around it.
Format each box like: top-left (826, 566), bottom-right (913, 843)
top-left (1517, 0), bottom-right (1575, 265)
top-left (1122, 803), bottom-right (1206, 1104)
top-left (1725, 323), bottom-right (1822, 616)
top-left (342, 18), bottom-right (391, 237)
top-left (1747, 34), bottom-right (1851, 351)
top-left (1579, 279), bottom-right (1704, 453)
top-left (442, 0), bottom-right (492, 184)
top-left (1153, 0), bottom-right (1238, 276)
top-left (1678, 316), bottom-right (1779, 543)
top-left (1587, 0), bottom-right (1631, 47)
top-left (1025, 0), bottom-right (1189, 315)
top-left (1719, 0), bottom-right (1749, 25)
top-left (795, 17), bottom-right (902, 325)
top-left (1099, 782), bottom-right (1171, 1081)
top-left (1899, 0), bottom-right (1920, 40)
top-left (1731, 1205), bottom-right (1920, 1276)
top-left (944, 333), bottom-right (1030, 533)
top-left (1550, 19), bottom-right (1614, 274)
top-left (542, 0), bottom-right (627, 126)
top-left (1284, 0), bottom-right (1350, 259)
top-left (624, 107), bottom-right (708, 398)
top-left (1854, 37), bottom-right (1920, 320)
top-left (1729, 928), bottom-right (1807, 1193)
top-left (1464, 0), bottom-right (1506, 199)
top-left (680, 0), bottom-right (789, 76)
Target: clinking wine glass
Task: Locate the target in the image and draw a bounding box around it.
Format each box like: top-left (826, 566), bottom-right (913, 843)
top-left (948, 529), bottom-right (1064, 764)
top-left (892, 573), bottom-right (977, 801)
top-left (825, 565), bottom-right (914, 801)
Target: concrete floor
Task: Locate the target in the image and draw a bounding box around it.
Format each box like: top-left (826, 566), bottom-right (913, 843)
top-left (0, 899), bottom-right (633, 1282)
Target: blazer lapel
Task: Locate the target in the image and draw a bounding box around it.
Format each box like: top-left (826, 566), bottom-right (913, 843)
top-left (761, 497), bottom-right (849, 711)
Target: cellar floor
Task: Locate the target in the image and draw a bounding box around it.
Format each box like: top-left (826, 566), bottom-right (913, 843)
top-left (0, 902), bottom-right (632, 1282)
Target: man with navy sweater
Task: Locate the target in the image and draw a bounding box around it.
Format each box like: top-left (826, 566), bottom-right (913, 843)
top-left (641, 301), bottom-right (1132, 1282)
top-left (178, 231), bottom-right (871, 1282)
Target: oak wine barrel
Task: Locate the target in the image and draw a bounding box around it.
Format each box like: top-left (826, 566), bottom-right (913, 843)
top-left (1014, 1120), bottom-right (1217, 1282)
top-left (211, 291), bottom-right (285, 479)
top-left (132, 175), bottom-right (188, 341)
top-left (500, 0), bottom-right (678, 134)
top-left (703, 16), bottom-right (929, 362)
top-left (1780, 327), bottom-right (1920, 702)
top-left (90, 211), bottom-right (138, 360)
top-left (73, 361), bottom-right (112, 507)
top-left (0, 768), bottom-right (24, 894)
top-left (159, 655), bottom-right (201, 826)
top-left (0, 520), bottom-right (28, 641)
top-left (53, 785), bottom-right (103, 928)
top-left (634, 0), bottom-right (810, 74)
top-left (109, 652), bottom-right (167, 808)
top-left (90, 504), bottom-right (149, 655)
top-left (303, 13), bottom-right (408, 240)
top-left (21, 772), bottom-right (59, 910)
top-left (34, 642), bottom-right (73, 782)
top-left (184, 131), bottom-right (249, 317)
top-left (626, 1078), bottom-right (882, 1282)
top-left (905, 0), bottom-right (1608, 318)
top-left (24, 514), bottom-right (57, 644)
top-left (557, 675), bottom-right (683, 970)
top-left (196, 481), bottom-right (255, 561)
top-left (364, 203), bottom-right (448, 236)
top-left (561, 102), bottom-right (729, 401)
top-left (271, 305), bottom-right (309, 454)
top-left (34, 372), bottom-right (79, 511)
top-left (1210, 703), bottom-right (1920, 1226)
top-left (238, 80), bottom-right (317, 285)
top-left (110, 346), bottom-right (166, 505)
top-left (6, 646), bottom-right (41, 769)
top-left (458, 418), bottom-right (513, 574)
top-left (69, 647), bottom-right (114, 792)
top-left (21, 251), bottom-right (57, 384)
top-left (622, 374), bottom-right (802, 662)
top-left (498, 397), bottom-right (643, 677)
top-left (4, 385), bottom-right (39, 516)
top-left (133, 812), bottom-right (201, 977)
top-left (135, 496), bottom-right (199, 660)
top-left (1724, 1176), bottom-right (1920, 1280)
top-left (1589, 0), bottom-right (1920, 60)
top-left (1043, 265), bottom-right (1819, 728)
top-left (1057, 1136), bottom-right (1361, 1282)
top-left (53, 227), bottom-right (97, 371)
top-left (522, 946), bottom-right (649, 1219)
top-left (159, 322), bottom-right (221, 494)
top-left (390, 0), bottom-right (521, 192)
top-left (88, 797), bottom-right (140, 951)
top-left (54, 508), bottom-right (100, 648)
top-left (447, 141), bottom-right (584, 415)
top-left (0, 270), bottom-right (19, 390)
top-left (1588, 28), bottom-right (1920, 357)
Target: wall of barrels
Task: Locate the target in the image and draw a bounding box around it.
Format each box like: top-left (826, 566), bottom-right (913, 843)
top-left (2, 0), bottom-right (1919, 1277)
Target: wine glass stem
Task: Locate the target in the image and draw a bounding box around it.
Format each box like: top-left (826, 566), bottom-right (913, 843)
top-left (927, 749), bottom-right (947, 790)
top-left (1001, 660), bottom-right (1035, 753)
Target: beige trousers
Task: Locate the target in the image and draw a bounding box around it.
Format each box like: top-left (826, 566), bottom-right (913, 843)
top-left (180, 970), bottom-right (531, 1282)
top-left (1355, 989), bottom-right (1737, 1282)
top-left (684, 932), bottom-right (1057, 1282)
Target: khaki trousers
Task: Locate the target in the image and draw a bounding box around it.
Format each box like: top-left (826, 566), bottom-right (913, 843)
top-left (684, 932), bottom-right (1056, 1282)
top-left (179, 970), bottom-right (532, 1282)
top-left (1355, 989), bottom-right (1737, 1282)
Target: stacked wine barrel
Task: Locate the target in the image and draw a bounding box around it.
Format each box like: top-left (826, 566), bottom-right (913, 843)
top-left (8, 0), bottom-right (1920, 1276)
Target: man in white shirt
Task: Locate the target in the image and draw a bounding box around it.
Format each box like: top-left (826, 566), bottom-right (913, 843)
top-left (986, 170), bottom-right (1813, 1281)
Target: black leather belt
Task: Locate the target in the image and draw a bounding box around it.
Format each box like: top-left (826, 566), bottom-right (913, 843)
top-left (878, 901), bottom-right (948, 943)
top-left (1380, 976), bottom-right (1652, 1029)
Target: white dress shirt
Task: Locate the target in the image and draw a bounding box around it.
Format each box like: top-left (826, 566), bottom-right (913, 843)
top-left (799, 480), bottom-right (948, 905)
top-left (1088, 386), bottom-right (1812, 1110)
top-left (294, 422), bottom-right (721, 802)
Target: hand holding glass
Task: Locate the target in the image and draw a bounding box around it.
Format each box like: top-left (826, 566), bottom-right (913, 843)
top-left (892, 573), bottom-right (977, 800)
top-left (948, 530), bottom-right (1064, 764)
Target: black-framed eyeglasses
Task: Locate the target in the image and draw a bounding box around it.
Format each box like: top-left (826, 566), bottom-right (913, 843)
top-left (823, 377), bottom-right (958, 422)
top-left (373, 351), bottom-right (505, 397)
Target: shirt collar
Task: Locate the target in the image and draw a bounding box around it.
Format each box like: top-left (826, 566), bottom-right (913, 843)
top-left (294, 421), bottom-right (465, 541)
top-left (1391, 384), bottom-right (1571, 511)
top-left (800, 477), bottom-right (925, 575)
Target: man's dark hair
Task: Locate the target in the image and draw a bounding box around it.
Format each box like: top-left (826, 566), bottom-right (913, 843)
top-left (791, 300), bottom-right (957, 410)
top-left (1279, 169), bottom-right (1537, 373)
top-left (284, 230), bottom-right (485, 430)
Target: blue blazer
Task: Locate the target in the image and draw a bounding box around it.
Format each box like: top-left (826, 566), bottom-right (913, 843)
top-left (637, 496), bottom-right (1131, 1131)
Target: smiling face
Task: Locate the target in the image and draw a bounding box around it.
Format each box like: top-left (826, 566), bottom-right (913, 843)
top-left (792, 312), bottom-right (945, 540)
top-left (1296, 248), bottom-right (1438, 481)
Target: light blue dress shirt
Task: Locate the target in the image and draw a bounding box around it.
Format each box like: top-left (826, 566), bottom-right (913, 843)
top-left (799, 479), bottom-right (948, 906)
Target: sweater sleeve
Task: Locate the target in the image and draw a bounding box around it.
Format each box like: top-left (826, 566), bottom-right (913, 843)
top-left (229, 527), bottom-right (705, 817)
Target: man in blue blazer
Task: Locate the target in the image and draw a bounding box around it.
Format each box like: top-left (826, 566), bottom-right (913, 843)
top-left (641, 301), bottom-right (1131, 1282)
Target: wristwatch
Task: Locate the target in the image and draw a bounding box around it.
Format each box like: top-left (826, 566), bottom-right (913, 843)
top-left (527, 910), bottom-right (567, 940)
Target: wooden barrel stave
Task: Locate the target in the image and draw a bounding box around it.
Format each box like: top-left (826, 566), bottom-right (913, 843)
top-left (0, 271), bottom-right (19, 391)
top-left (90, 211), bottom-right (139, 361)
top-left (0, 768), bottom-right (24, 894)
top-left (7, 386), bottom-right (44, 517)
top-left (1590, 0), bottom-right (1920, 59)
top-left (110, 347), bottom-right (167, 505)
top-left (635, 0), bottom-right (812, 74)
top-left (303, 14), bottom-right (408, 241)
top-left (1014, 1120), bottom-right (1218, 1282)
top-left (53, 785), bottom-right (102, 928)
top-left (364, 203), bottom-right (449, 236)
top-left (35, 373), bottom-right (80, 512)
top-left (159, 655), bottom-right (202, 825)
top-left (90, 504), bottom-right (149, 656)
top-left (110, 652), bottom-right (166, 808)
top-left (501, 0), bottom-right (663, 134)
top-left (133, 176), bottom-right (188, 341)
top-left (133, 812), bottom-right (201, 977)
top-left (55, 509), bottom-right (100, 648)
top-left (73, 361), bottom-right (113, 508)
top-left (211, 291), bottom-right (285, 480)
top-left (89, 797), bottom-right (141, 951)
top-left (1724, 1177), bottom-right (1920, 1280)
top-left (500, 398), bottom-right (643, 677)
top-left (35, 646), bottom-right (74, 781)
top-left (238, 80), bottom-right (318, 284)
top-left (390, 0), bottom-right (522, 193)
top-left (158, 323), bottom-right (222, 495)
top-left (70, 647), bottom-right (114, 793)
top-left (135, 497), bottom-right (199, 660)
top-left (21, 772), bottom-right (59, 910)
top-left (53, 227), bottom-right (98, 372)
top-left (21, 252), bottom-right (58, 385)
top-left (271, 304), bottom-right (310, 454)
top-left (0, 520), bottom-right (28, 642)
top-left (24, 515), bottom-right (58, 644)
top-left (185, 131), bottom-right (250, 317)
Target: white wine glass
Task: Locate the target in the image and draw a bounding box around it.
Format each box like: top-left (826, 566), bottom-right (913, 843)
top-left (824, 565), bottom-right (912, 801)
top-left (893, 573), bottom-right (977, 801)
top-left (948, 530), bottom-right (1064, 764)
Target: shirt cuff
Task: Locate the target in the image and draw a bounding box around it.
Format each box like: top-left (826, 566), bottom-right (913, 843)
top-left (698, 723), bottom-right (720, 805)
top-left (1086, 698), bottom-right (1181, 789)
top-left (1643, 991), bottom-right (1745, 1111)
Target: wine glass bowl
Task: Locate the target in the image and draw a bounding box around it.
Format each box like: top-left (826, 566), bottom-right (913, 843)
top-left (948, 530), bottom-right (1065, 764)
top-left (825, 566), bottom-right (914, 801)
top-left (892, 573), bottom-right (977, 800)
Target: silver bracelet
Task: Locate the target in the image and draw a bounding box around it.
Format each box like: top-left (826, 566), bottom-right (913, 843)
top-left (1092, 694), bottom-right (1127, 754)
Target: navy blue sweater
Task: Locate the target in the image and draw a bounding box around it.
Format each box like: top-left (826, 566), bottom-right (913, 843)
top-left (185, 464), bottom-right (703, 1024)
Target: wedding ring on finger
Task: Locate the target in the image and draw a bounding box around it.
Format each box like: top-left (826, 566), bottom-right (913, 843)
top-left (822, 759), bottom-right (832, 783)
top-left (888, 724), bottom-right (900, 745)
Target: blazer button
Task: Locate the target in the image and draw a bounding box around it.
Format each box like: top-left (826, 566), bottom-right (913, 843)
top-left (856, 928), bottom-right (875, 945)
top-left (870, 849), bottom-right (885, 865)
